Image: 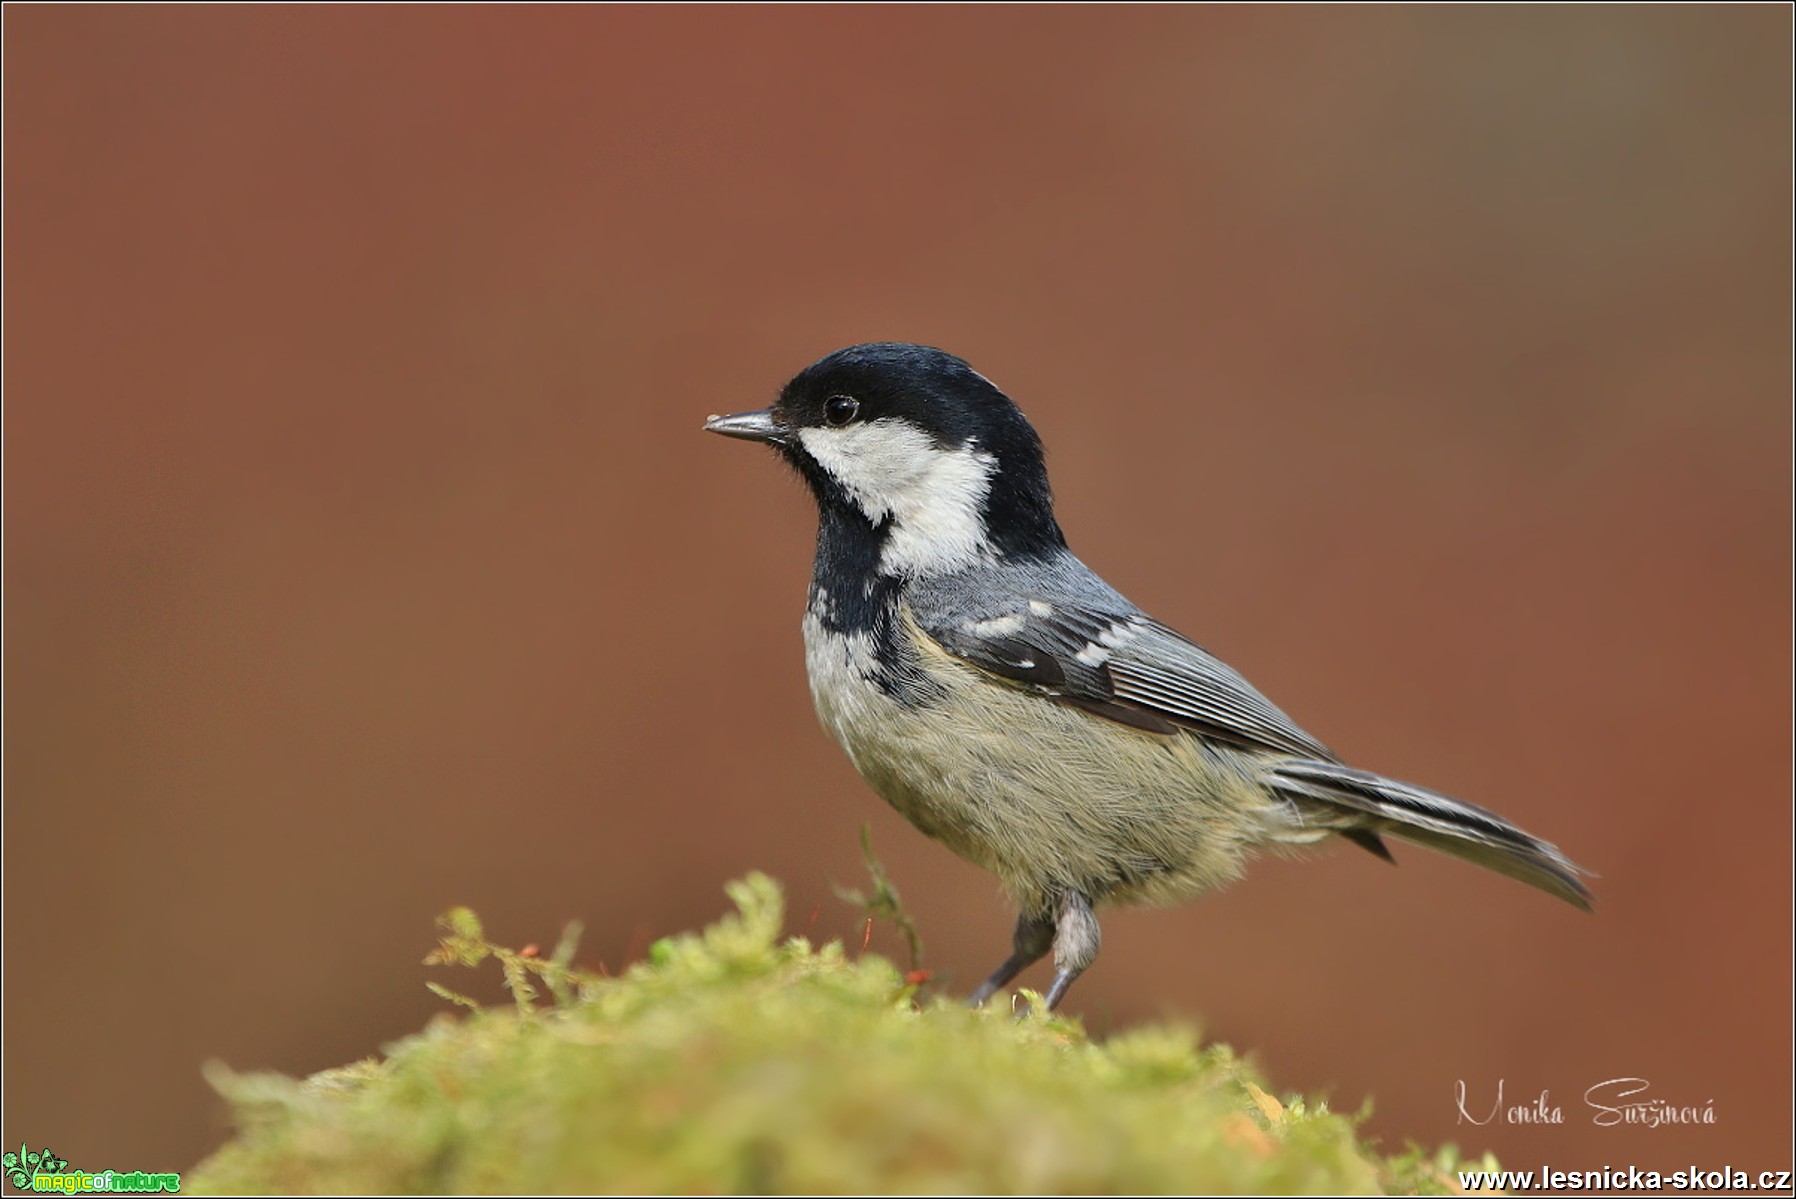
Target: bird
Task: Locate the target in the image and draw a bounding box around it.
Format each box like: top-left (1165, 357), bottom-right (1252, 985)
top-left (704, 342), bottom-right (1590, 1012)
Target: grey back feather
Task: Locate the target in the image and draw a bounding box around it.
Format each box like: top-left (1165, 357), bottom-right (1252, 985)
top-left (908, 552), bottom-right (1334, 760)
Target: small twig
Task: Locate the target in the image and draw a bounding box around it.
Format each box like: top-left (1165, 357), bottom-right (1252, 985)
top-left (832, 825), bottom-right (926, 974)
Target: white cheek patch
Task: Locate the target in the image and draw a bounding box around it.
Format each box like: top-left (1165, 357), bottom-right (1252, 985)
top-left (797, 419), bottom-right (996, 576)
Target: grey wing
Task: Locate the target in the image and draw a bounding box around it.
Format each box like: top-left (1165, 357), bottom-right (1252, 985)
top-left (1105, 617), bottom-right (1337, 760)
top-left (915, 595), bottom-right (1336, 761)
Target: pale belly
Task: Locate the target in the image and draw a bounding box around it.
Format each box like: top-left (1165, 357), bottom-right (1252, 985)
top-left (801, 607), bottom-right (1320, 912)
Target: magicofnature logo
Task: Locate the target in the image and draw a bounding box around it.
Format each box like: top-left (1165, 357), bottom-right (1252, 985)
top-left (3, 1143), bottom-right (178, 1193)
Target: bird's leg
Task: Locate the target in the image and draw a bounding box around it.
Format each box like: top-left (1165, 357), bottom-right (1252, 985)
top-left (1042, 890), bottom-right (1100, 1011)
top-left (967, 908), bottom-right (1054, 1007)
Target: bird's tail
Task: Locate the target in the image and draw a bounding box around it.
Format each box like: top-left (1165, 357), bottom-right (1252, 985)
top-left (1269, 759), bottom-right (1592, 910)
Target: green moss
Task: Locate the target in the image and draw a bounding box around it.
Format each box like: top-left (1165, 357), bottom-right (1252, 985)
top-left (191, 875), bottom-right (1487, 1194)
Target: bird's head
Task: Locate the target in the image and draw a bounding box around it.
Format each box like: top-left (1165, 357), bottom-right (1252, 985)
top-left (706, 343), bottom-right (1066, 576)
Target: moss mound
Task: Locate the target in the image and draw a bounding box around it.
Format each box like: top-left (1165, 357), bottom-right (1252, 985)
top-left (191, 875), bottom-right (1481, 1194)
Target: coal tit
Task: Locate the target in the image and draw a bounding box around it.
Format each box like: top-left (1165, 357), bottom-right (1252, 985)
top-left (705, 343), bottom-right (1590, 1011)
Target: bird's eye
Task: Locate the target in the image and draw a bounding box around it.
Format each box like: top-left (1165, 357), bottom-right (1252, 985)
top-left (824, 395), bottom-right (860, 426)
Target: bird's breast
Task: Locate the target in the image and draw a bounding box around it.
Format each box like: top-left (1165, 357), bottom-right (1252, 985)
top-left (799, 601), bottom-right (1285, 909)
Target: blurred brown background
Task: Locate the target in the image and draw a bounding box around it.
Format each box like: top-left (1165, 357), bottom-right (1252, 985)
top-left (5, 4), bottom-right (1790, 1183)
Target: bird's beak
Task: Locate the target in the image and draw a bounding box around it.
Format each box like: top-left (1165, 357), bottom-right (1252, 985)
top-left (703, 409), bottom-right (789, 446)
